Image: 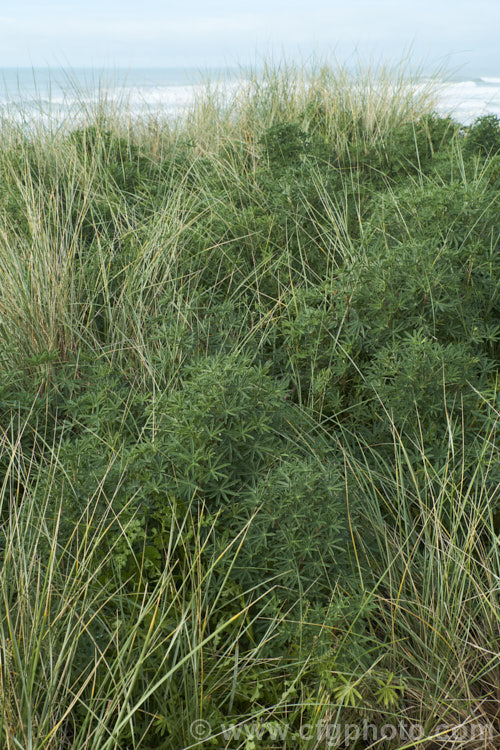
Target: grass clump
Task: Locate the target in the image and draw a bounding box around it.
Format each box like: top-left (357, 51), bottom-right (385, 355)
top-left (0, 62), bottom-right (499, 748)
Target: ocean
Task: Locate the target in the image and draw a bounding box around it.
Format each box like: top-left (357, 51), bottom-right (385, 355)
top-left (1, 67), bottom-right (499, 126)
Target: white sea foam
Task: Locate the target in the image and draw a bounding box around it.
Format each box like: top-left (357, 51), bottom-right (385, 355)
top-left (435, 80), bottom-right (500, 123)
top-left (0, 69), bottom-right (499, 126)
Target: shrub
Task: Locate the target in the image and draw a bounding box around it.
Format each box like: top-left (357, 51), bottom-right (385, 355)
top-left (231, 453), bottom-right (356, 602)
top-left (465, 113), bottom-right (500, 155)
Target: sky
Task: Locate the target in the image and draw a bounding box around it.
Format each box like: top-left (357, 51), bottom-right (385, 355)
top-left (0, 0), bottom-right (499, 74)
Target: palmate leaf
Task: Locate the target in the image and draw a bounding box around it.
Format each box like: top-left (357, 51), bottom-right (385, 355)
top-left (332, 675), bottom-right (364, 708)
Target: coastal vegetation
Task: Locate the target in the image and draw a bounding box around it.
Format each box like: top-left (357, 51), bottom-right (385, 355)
top-left (0, 63), bottom-right (499, 749)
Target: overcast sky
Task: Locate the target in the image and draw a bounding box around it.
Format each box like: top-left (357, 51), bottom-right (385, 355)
top-left (0, 0), bottom-right (498, 73)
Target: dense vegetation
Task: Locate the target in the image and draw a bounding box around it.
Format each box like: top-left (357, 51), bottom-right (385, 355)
top-left (0, 65), bottom-right (499, 749)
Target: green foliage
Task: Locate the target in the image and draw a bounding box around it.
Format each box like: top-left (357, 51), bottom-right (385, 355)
top-left (148, 354), bottom-right (289, 507)
top-left (259, 122), bottom-right (311, 167)
top-left (0, 65), bottom-right (499, 748)
top-left (465, 113), bottom-right (500, 155)
top-left (232, 454), bottom-right (353, 599)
